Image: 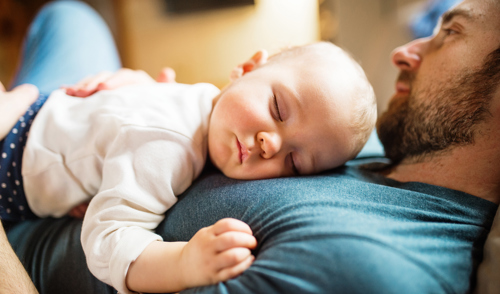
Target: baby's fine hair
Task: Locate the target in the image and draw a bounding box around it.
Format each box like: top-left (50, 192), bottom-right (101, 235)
top-left (269, 42), bottom-right (377, 160)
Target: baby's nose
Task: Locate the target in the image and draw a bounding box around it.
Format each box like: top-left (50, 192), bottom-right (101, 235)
top-left (257, 131), bottom-right (281, 159)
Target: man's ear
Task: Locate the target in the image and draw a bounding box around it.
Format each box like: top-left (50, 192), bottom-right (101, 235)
top-left (230, 50), bottom-right (268, 81)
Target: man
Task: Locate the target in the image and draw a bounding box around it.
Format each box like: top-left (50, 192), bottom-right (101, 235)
top-left (377, 0), bottom-right (500, 205)
top-left (2, 0), bottom-right (499, 293)
top-left (0, 221), bottom-right (38, 293)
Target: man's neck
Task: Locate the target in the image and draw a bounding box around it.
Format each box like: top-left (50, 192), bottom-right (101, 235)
top-left (385, 138), bottom-right (500, 204)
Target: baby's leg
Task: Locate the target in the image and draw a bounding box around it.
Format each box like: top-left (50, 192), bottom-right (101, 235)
top-left (0, 83), bottom-right (38, 140)
top-left (10, 1), bottom-right (121, 94)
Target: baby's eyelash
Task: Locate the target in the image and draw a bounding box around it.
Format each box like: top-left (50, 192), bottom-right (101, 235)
top-left (274, 95), bottom-right (283, 122)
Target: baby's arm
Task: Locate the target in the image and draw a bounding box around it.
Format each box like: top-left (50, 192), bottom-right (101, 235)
top-left (81, 130), bottom-right (252, 294)
top-left (63, 67), bottom-right (176, 97)
top-left (126, 218), bottom-right (256, 293)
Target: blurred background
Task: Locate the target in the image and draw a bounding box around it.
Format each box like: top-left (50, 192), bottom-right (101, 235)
top-left (0, 0), bottom-right (457, 113)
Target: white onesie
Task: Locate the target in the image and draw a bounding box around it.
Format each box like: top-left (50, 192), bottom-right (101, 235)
top-left (22, 83), bottom-right (220, 294)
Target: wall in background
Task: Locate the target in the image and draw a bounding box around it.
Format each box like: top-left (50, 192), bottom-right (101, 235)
top-left (320, 0), bottom-right (426, 113)
top-left (114, 0), bottom-right (320, 89)
top-left (0, 0), bottom-right (44, 87)
top-left (0, 0), bottom-right (118, 88)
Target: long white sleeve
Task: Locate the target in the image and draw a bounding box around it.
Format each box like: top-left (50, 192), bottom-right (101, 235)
top-left (81, 126), bottom-right (198, 294)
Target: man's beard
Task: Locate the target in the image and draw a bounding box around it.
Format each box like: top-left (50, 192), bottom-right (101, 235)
top-left (377, 48), bottom-right (500, 164)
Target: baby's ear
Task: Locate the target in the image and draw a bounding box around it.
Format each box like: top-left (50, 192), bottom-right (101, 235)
top-left (229, 50), bottom-right (268, 81)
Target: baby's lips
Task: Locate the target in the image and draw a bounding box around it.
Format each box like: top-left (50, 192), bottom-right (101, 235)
top-left (238, 139), bottom-right (250, 164)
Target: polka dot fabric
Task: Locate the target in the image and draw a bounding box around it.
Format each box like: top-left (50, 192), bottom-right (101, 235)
top-left (0, 94), bottom-right (48, 221)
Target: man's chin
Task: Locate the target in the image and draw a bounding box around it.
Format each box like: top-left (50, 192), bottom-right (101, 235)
top-left (386, 91), bottom-right (410, 110)
top-left (376, 93), bottom-right (412, 163)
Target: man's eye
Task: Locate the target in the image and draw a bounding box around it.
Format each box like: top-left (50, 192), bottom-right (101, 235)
top-left (273, 95), bottom-right (283, 122)
top-left (443, 28), bottom-right (457, 36)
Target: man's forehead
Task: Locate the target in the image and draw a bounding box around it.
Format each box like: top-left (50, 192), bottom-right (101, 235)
top-left (442, 7), bottom-right (473, 24)
top-left (450, 0), bottom-right (500, 21)
top-left (434, 0), bottom-right (500, 33)
top-left (435, 3), bottom-right (473, 28)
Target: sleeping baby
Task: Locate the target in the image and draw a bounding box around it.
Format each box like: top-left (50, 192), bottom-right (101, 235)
top-left (0, 41), bottom-right (376, 293)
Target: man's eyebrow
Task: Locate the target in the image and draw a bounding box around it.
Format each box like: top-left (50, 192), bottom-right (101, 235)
top-left (441, 8), bottom-right (473, 25)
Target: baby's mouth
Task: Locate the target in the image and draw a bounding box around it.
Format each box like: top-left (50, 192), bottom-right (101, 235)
top-left (236, 138), bottom-right (249, 164)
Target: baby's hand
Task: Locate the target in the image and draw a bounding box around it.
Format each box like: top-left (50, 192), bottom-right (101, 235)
top-left (68, 202), bottom-right (89, 219)
top-left (63, 67), bottom-right (176, 97)
top-left (179, 218), bottom-right (257, 288)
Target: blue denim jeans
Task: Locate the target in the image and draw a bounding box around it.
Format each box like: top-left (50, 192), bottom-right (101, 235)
top-left (1, 1), bottom-right (121, 222)
top-left (10, 0), bottom-right (121, 94)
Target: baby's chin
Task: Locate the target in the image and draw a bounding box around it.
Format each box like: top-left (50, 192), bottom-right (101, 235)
top-left (223, 168), bottom-right (291, 181)
top-left (207, 157), bottom-right (256, 180)
top-left (220, 169), bottom-right (251, 181)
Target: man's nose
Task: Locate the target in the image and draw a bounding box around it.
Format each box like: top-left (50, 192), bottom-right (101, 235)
top-left (391, 37), bottom-right (430, 71)
top-left (257, 131), bottom-right (282, 159)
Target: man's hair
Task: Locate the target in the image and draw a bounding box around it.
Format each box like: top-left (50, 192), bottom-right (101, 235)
top-left (481, 46), bottom-right (500, 96)
top-left (269, 42), bottom-right (377, 159)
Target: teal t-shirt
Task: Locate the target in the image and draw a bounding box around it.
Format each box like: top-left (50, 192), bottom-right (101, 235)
top-left (157, 162), bottom-right (497, 294)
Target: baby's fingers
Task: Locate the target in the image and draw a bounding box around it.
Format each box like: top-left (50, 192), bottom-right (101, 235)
top-left (216, 247), bottom-right (253, 271)
top-left (64, 71), bottom-right (112, 97)
top-left (216, 253), bottom-right (255, 282)
top-left (63, 75), bottom-right (93, 95)
top-left (215, 231), bottom-right (257, 252)
top-left (78, 72), bottom-right (114, 96)
top-left (213, 218), bottom-right (253, 236)
top-left (97, 69), bottom-right (154, 91)
top-left (156, 67), bottom-right (176, 83)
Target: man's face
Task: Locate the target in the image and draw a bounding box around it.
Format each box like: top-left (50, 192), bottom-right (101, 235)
top-left (377, 0), bottom-right (500, 163)
top-left (208, 49), bottom-right (360, 180)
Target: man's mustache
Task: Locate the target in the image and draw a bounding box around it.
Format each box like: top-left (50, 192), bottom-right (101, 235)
top-left (397, 71), bottom-right (415, 87)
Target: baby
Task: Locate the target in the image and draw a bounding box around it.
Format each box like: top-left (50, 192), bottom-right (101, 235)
top-left (0, 42), bottom-right (376, 293)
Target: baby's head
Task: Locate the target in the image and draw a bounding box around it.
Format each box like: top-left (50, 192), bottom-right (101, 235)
top-left (208, 42), bottom-right (376, 180)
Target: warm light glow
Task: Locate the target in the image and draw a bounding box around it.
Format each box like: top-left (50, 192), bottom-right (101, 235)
top-left (117, 0), bottom-right (320, 88)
